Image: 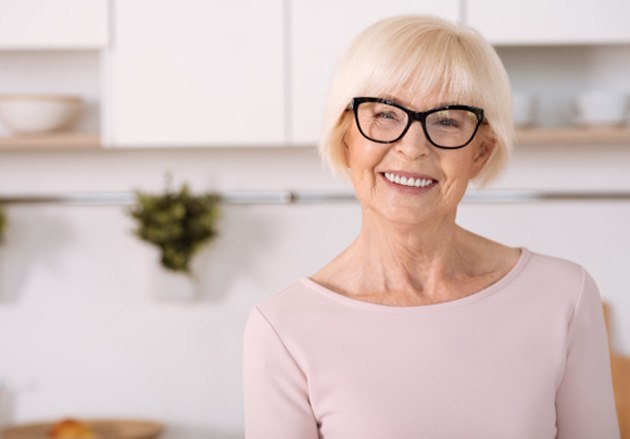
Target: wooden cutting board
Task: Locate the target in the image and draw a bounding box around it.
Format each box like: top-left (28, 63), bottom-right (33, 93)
top-left (2, 419), bottom-right (164, 439)
top-left (604, 303), bottom-right (630, 437)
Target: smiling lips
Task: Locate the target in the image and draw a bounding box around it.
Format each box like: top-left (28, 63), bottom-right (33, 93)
top-left (383, 172), bottom-right (436, 188)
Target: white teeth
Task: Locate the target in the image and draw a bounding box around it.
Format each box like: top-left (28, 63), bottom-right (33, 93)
top-left (384, 172), bottom-right (434, 188)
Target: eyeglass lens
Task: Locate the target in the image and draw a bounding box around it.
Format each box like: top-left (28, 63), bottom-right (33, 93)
top-left (356, 101), bottom-right (480, 148)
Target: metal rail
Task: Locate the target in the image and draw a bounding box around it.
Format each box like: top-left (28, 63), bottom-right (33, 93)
top-left (1, 190), bottom-right (630, 206)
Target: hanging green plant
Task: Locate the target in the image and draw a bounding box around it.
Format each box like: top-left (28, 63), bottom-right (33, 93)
top-left (129, 183), bottom-right (221, 275)
top-left (0, 205), bottom-right (6, 243)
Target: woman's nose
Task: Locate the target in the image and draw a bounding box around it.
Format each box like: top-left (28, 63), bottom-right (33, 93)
top-left (394, 121), bottom-right (432, 159)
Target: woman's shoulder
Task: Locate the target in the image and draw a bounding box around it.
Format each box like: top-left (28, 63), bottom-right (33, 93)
top-left (517, 248), bottom-right (597, 304)
top-left (250, 279), bottom-right (326, 325)
top-left (524, 249), bottom-right (587, 279)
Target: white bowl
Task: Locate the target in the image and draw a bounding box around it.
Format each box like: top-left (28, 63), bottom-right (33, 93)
top-left (512, 92), bottom-right (536, 128)
top-left (0, 94), bottom-right (84, 135)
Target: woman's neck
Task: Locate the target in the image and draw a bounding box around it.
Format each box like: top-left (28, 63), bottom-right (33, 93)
top-left (358, 209), bottom-right (459, 259)
top-left (314, 210), bottom-right (487, 303)
top-left (312, 209), bottom-right (520, 306)
top-left (352, 212), bottom-right (467, 293)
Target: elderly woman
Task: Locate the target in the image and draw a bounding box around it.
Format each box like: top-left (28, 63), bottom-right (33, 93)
top-left (243, 15), bottom-right (619, 439)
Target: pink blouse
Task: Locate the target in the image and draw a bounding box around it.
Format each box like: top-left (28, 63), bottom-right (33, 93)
top-left (243, 249), bottom-right (619, 438)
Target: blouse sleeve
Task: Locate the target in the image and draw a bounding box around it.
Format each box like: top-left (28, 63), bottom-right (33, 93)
top-left (555, 268), bottom-right (620, 438)
top-left (242, 307), bottom-right (319, 439)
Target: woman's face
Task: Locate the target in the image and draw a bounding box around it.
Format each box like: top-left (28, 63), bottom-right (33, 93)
top-left (344, 92), bottom-right (495, 227)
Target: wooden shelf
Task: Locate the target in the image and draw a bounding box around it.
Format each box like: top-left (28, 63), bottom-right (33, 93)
top-left (0, 132), bottom-right (101, 150)
top-left (516, 127), bottom-right (630, 146)
top-left (0, 128), bottom-right (629, 150)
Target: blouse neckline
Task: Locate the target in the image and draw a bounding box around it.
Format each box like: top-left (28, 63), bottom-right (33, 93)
top-left (299, 247), bottom-right (531, 314)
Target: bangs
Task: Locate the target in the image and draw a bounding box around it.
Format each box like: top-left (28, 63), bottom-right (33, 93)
top-left (352, 28), bottom-right (486, 110)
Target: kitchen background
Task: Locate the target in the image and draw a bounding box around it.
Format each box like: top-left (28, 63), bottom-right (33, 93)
top-left (1, 0), bottom-right (630, 437)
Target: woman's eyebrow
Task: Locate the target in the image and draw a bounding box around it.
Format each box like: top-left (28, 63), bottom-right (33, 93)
top-left (381, 95), bottom-right (415, 108)
top-left (380, 95), bottom-right (460, 111)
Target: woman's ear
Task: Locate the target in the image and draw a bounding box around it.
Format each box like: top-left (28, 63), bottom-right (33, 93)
top-left (342, 132), bottom-right (351, 168)
top-left (470, 134), bottom-right (496, 178)
top-left (337, 112), bottom-right (354, 169)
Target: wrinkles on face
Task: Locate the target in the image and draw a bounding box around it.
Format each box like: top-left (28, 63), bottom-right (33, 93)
top-left (345, 94), bottom-right (493, 231)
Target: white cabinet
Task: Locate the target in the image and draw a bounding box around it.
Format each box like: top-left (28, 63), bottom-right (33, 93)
top-left (290, 0), bottom-right (461, 145)
top-left (466, 0), bottom-right (630, 45)
top-left (103, 0), bottom-right (285, 147)
top-left (0, 0), bottom-right (108, 49)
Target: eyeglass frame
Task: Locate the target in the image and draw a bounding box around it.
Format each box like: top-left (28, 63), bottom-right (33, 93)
top-left (350, 97), bottom-right (486, 150)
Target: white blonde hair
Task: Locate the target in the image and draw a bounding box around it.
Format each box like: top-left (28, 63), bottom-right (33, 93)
top-left (320, 15), bottom-right (514, 187)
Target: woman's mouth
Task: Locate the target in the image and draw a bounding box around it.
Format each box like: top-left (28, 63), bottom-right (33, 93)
top-left (382, 172), bottom-right (436, 189)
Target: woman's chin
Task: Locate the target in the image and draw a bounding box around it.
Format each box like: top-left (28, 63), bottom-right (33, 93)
top-left (368, 204), bottom-right (438, 228)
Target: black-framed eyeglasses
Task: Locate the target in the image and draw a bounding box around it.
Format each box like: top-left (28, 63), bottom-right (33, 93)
top-left (350, 97), bottom-right (485, 149)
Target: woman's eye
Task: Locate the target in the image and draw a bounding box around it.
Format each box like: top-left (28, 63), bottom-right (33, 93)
top-left (375, 111), bottom-right (399, 121)
top-left (436, 117), bottom-right (459, 127)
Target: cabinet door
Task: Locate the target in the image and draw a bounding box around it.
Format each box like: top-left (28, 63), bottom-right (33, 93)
top-left (290, 0), bottom-right (460, 145)
top-left (104, 0), bottom-right (284, 147)
top-left (467, 0), bottom-right (630, 45)
top-left (0, 0), bottom-right (108, 49)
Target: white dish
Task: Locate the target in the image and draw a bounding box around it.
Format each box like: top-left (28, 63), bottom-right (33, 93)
top-left (570, 92), bottom-right (628, 128)
top-left (0, 94), bottom-right (84, 135)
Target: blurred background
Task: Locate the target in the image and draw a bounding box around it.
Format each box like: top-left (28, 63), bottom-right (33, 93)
top-left (0, 0), bottom-right (629, 437)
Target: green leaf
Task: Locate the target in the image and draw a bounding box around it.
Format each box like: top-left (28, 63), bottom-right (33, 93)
top-left (128, 184), bottom-right (221, 273)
